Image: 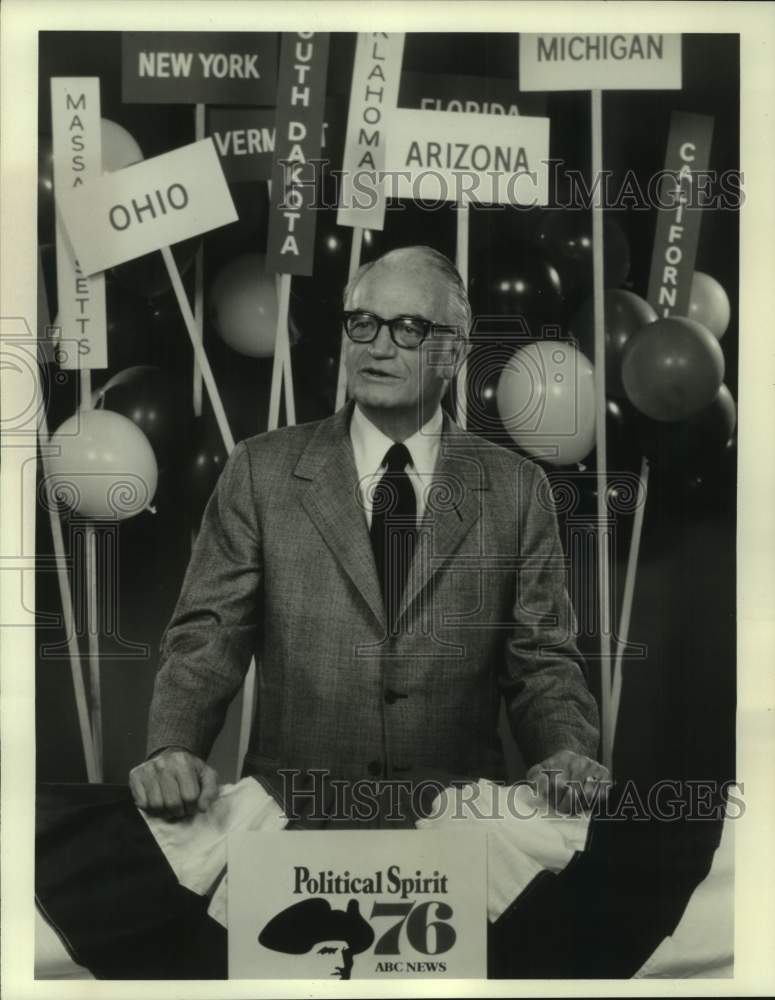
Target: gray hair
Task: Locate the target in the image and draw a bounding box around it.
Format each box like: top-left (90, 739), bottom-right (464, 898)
top-left (342, 245), bottom-right (471, 338)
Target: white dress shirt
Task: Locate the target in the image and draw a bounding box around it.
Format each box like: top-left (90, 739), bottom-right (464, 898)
top-left (349, 404), bottom-right (443, 529)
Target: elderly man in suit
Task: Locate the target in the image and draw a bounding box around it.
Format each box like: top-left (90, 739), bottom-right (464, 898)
top-left (130, 245), bottom-right (606, 824)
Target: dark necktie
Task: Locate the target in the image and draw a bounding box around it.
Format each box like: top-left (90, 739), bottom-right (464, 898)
top-left (370, 442), bottom-right (417, 631)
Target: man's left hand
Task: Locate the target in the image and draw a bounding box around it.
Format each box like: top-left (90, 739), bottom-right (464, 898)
top-left (526, 750), bottom-right (611, 814)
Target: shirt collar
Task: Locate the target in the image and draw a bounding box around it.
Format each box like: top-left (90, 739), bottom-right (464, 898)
top-left (349, 404), bottom-right (443, 477)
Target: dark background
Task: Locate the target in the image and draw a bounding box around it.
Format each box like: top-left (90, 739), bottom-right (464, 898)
top-left (36, 32), bottom-right (738, 789)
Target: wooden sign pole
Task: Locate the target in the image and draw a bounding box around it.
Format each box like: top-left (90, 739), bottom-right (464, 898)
top-left (609, 456), bottom-right (650, 753)
top-left (78, 368), bottom-right (103, 779)
top-left (590, 89), bottom-right (614, 773)
top-left (193, 103), bottom-right (206, 419)
top-left (161, 246), bottom-right (235, 455)
top-left (455, 196), bottom-right (470, 428)
top-left (38, 393), bottom-right (99, 782)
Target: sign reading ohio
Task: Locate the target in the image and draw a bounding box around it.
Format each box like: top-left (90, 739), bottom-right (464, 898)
top-left (54, 138), bottom-right (237, 276)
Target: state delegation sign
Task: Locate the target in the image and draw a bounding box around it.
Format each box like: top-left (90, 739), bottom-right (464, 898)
top-left (384, 107), bottom-right (549, 205)
top-left (266, 31), bottom-right (330, 276)
top-left (647, 112), bottom-right (714, 318)
top-left (54, 138), bottom-right (237, 276)
top-left (338, 32), bottom-right (405, 231)
top-left (398, 70), bottom-right (547, 119)
top-left (208, 103), bottom-right (337, 184)
top-left (519, 33), bottom-right (682, 91)
top-left (50, 78), bottom-right (107, 369)
top-left (122, 31), bottom-right (278, 105)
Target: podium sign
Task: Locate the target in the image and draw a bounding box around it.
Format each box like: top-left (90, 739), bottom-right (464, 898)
top-left (228, 830), bottom-right (486, 980)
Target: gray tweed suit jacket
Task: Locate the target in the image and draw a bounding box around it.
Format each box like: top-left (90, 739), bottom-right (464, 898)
top-left (147, 401), bottom-right (599, 794)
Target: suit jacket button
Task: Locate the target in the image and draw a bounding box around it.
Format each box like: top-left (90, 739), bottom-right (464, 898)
top-left (367, 760), bottom-right (382, 777)
top-left (384, 689), bottom-right (406, 705)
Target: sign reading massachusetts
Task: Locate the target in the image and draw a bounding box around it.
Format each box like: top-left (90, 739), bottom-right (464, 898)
top-left (50, 78), bottom-right (108, 369)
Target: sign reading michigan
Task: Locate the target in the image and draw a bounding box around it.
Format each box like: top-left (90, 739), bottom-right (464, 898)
top-left (228, 830), bottom-right (486, 979)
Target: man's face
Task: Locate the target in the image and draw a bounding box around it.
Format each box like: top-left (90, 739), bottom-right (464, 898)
top-left (344, 258), bottom-right (463, 421)
top-left (307, 940), bottom-right (353, 979)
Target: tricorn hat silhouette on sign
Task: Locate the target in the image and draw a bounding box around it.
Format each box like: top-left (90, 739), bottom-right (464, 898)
top-left (258, 897), bottom-right (374, 955)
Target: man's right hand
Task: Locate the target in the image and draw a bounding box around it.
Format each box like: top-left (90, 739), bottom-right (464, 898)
top-left (129, 748), bottom-right (219, 820)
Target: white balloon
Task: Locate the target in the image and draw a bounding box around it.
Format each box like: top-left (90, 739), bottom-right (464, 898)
top-left (497, 341), bottom-right (597, 466)
top-left (48, 409), bottom-right (158, 519)
top-left (210, 253), bottom-right (278, 358)
top-left (101, 118), bottom-right (143, 172)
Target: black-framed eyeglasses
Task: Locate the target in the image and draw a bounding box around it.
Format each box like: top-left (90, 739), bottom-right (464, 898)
top-left (342, 310), bottom-right (458, 350)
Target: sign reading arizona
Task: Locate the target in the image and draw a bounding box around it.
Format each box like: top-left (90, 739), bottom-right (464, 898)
top-left (385, 107), bottom-right (549, 205)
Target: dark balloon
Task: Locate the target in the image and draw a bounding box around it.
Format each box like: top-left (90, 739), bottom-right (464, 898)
top-left (38, 135), bottom-right (56, 244)
top-left (468, 255), bottom-right (564, 338)
top-left (605, 397), bottom-right (641, 472)
top-left (466, 340), bottom-right (529, 440)
top-left (290, 212), bottom-right (354, 351)
top-left (102, 282), bottom-right (163, 371)
top-left (230, 179), bottom-right (270, 229)
top-left (38, 242), bottom-right (58, 323)
top-left (635, 384), bottom-right (737, 471)
top-left (146, 296), bottom-right (203, 377)
top-left (187, 417), bottom-right (229, 525)
top-left (291, 341), bottom-right (340, 422)
top-left (94, 365), bottom-right (190, 471)
top-left (536, 211), bottom-right (631, 297)
top-left (206, 182), bottom-right (270, 264)
top-left (361, 200), bottom-right (458, 265)
top-left (622, 317), bottom-right (725, 422)
top-left (570, 290), bottom-right (657, 397)
top-left (294, 212), bottom-right (351, 299)
top-left (110, 237), bottom-right (200, 301)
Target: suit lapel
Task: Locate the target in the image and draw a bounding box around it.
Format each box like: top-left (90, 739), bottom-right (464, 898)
top-left (296, 403), bottom-right (386, 628)
top-left (397, 414), bottom-right (489, 627)
top-left (295, 405), bottom-right (489, 633)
